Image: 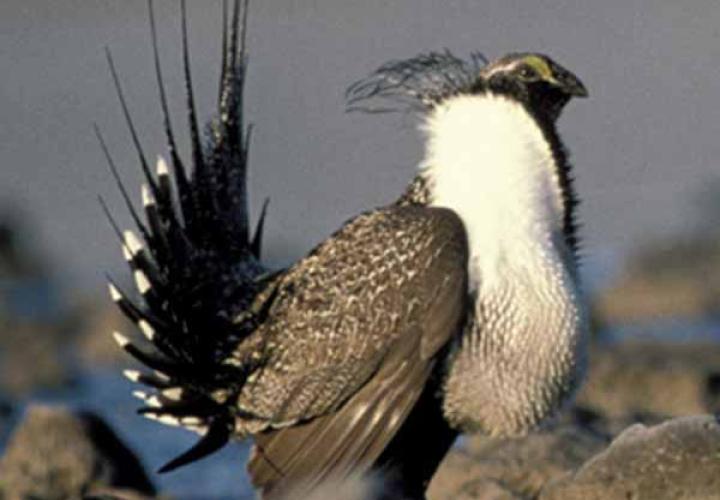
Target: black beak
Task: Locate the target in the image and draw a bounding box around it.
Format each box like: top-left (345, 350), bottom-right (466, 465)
top-left (563, 76), bottom-right (588, 98)
top-left (553, 67), bottom-right (588, 98)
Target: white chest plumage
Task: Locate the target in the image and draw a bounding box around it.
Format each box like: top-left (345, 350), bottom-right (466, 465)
top-left (422, 93), bottom-right (587, 435)
top-left (423, 94), bottom-right (565, 291)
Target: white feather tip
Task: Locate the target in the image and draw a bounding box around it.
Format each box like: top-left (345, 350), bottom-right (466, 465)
top-left (123, 369), bottom-right (141, 382)
top-left (141, 183), bottom-right (155, 207)
top-left (138, 319), bottom-right (155, 341)
top-left (134, 270), bottom-right (151, 294)
top-left (156, 155), bottom-right (169, 176)
top-left (162, 388), bottom-right (183, 401)
top-left (108, 283), bottom-right (122, 302)
top-left (132, 390), bottom-right (148, 400)
top-left (123, 230), bottom-right (143, 256)
top-left (112, 331), bottom-right (130, 348)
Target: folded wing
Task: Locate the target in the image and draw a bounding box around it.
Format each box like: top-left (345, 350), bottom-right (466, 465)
top-left (242, 205), bottom-right (469, 497)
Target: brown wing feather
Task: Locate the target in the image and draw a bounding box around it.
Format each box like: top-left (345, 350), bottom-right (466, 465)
top-left (245, 206), bottom-right (468, 497)
top-left (249, 344), bottom-right (430, 498)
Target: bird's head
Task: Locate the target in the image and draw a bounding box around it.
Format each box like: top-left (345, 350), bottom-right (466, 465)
top-left (477, 53), bottom-right (587, 122)
top-left (346, 51), bottom-right (587, 122)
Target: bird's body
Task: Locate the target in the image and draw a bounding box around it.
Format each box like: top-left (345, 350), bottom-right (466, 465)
top-left (103, 1), bottom-right (589, 498)
top-left (246, 88), bottom-right (587, 497)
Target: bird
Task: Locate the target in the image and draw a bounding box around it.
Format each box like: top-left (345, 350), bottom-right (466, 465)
top-left (100, 0), bottom-right (589, 498)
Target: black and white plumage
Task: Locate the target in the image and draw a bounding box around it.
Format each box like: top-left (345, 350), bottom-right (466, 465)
top-left (102, 1), bottom-right (589, 498)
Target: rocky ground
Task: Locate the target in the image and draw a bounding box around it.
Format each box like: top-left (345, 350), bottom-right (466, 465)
top-left (429, 413), bottom-right (720, 500)
top-left (427, 340), bottom-right (720, 500)
top-left (1, 339), bottom-right (720, 499)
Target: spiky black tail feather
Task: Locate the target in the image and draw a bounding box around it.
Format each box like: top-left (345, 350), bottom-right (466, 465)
top-left (99, 0), bottom-right (268, 472)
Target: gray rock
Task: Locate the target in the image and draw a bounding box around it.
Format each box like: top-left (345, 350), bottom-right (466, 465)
top-left (82, 487), bottom-right (161, 500)
top-left (0, 405), bottom-right (155, 500)
top-left (0, 322), bottom-right (76, 397)
top-left (454, 478), bottom-right (523, 500)
top-left (428, 423), bottom-right (607, 499)
top-left (576, 341), bottom-right (720, 418)
top-left (540, 415), bottom-right (720, 500)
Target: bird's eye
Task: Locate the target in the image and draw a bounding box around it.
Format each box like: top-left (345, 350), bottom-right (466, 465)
top-left (518, 65), bottom-right (538, 80)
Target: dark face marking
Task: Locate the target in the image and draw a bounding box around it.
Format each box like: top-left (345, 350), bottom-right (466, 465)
top-left (481, 53), bottom-right (587, 122)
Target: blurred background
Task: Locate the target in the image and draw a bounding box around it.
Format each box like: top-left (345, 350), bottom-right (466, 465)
top-left (2, 0), bottom-right (720, 498)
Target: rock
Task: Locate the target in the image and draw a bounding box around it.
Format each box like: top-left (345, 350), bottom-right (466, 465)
top-left (83, 486), bottom-right (163, 500)
top-left (428, 450), bottom-right (522, 500)
top-left (565, 406), bottom-right (665, 441)
top-left (428, 423), bottom-right (607, 499)
top-left (539, 415), bottom-right (720, 500)
top-left (0, 322), bottom-right (76, 397)
top-left (454, 478), bottom-right (522, 500)
top-left (593, 274), bottom-right (712, 322)
top-left (576, 341), bottom-right (720, 418)
top-left (0, 405), bottom-right (155, 500)
top-left (593, 233), bottom-right (720, 322)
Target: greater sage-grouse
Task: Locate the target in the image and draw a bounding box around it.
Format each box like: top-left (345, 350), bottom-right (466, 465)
top-left (101, 1), bottom-right (589, 498)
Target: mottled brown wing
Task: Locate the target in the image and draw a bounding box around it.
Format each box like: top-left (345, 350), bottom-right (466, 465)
top-left (243, 205), bottom-right (468, 497)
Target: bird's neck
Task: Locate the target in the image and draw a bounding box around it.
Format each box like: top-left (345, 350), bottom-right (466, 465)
top-left (420, 93), bottom-right (571, 289)
top-left (420, 93), bottom-right (587, 436)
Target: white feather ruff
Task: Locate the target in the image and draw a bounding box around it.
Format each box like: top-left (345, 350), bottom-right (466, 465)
top-left (421, 93), bottom-right (565, 292)
top-left (422, 93), bottom-right (587, 435)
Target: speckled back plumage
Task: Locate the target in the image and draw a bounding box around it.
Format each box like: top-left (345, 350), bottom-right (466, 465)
top-left (397, 174), bottom-right (433, 206)
top-left (236, 208), bottom-right (460, 424)
top-left (242, 206), bottom-right (469, 497)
